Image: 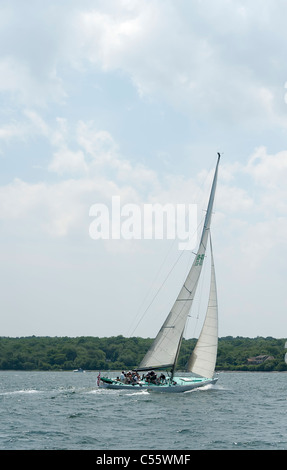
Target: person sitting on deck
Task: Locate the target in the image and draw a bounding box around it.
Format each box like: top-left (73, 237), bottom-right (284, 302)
top-left (145, 370), bottom-right (157, 384)
top-left (132, 372), bottom-right (140, 384)
top-left (124, 371), bottom-right (132, 384)
top-left (159, 373), bottom-right (166, 384)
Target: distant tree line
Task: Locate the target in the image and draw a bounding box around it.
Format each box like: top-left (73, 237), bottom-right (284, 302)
top-left (0, 335), bottom-right (286, 372)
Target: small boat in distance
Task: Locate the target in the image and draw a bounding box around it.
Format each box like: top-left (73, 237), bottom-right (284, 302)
top-left (101, 154), bottom-right (220, 393)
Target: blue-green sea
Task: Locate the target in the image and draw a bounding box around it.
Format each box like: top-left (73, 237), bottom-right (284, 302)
top-left (0, 371), bottom-right (286, 450)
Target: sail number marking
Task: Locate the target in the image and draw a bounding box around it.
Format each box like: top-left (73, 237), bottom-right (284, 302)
top-left (195, 254), bottom-right (204, 266)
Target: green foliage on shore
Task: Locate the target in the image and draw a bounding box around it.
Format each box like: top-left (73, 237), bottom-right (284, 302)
top-left (0, 335), bottom-right (286, 372)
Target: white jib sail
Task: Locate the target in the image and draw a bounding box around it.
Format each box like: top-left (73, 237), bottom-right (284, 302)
top-left (139, 156), bottom-right (220, 371)
top-left (187, 237), bottom-right (218, 379)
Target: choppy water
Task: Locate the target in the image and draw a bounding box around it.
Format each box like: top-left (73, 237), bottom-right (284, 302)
top-left (0, 371), bottom-right (286, 450)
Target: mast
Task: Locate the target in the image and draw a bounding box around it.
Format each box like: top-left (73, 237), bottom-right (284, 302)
top-left (138, 154), bottom-right (220, 372)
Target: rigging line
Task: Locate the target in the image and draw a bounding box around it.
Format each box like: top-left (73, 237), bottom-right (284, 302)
top-left (190, 239), bottom-right (210, 339)
top-left (127, 209), bottom-right (203, 337)
top-left (128, 245), bottom-right (187, 337)
top-left (126, 237), bottom-right (178, 337)
top-left (128, 210), bottom-right (208, 338)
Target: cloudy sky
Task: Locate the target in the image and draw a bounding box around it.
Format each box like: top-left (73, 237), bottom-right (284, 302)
top-left (1, 0), bottom-right (287, 340)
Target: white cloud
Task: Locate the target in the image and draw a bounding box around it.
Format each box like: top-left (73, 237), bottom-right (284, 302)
top-left (48, 148), bottom-right (88, 176)
top-left (23, 109), bottom-right (50, 137)
top-left (1, 1), bottom-right (287, 337)
top-left (0, 56), bottom-right (65, 107)
top-left (0, 121), bottom-right (26, 143)
top-left (0, 109), bottom-right (50, 149)
top-left (68, 0), bottom-right (287, 130)
top-left (0, 1), bottom-right (286, 130)
top-left (0, 114), bottom-right (159, 239)
top-left (246, 147), bottom-right (287, 190)
top-left (1, 111), bottom-right (287, 250)
top-left (76, 121), bottom-right (118, 164)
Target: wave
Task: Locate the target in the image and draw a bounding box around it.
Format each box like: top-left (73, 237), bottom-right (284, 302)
top-left (0, 389), bottom-right (40, 396)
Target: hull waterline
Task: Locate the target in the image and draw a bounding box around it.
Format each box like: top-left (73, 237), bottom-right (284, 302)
top-left (100, 377), bottom-right (218, 393)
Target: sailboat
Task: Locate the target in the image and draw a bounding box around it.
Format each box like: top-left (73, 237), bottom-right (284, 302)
top-left (100, 154), bottom-right (220, 393)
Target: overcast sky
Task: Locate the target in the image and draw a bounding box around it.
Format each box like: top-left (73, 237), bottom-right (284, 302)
top-left (1, 0), bottom-right (287, 339)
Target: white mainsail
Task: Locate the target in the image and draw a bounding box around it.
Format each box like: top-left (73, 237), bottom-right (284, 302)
top-left (187, 237), bottom-right (218, 378)
top-left (139, 155), bottom-right (220, 372)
